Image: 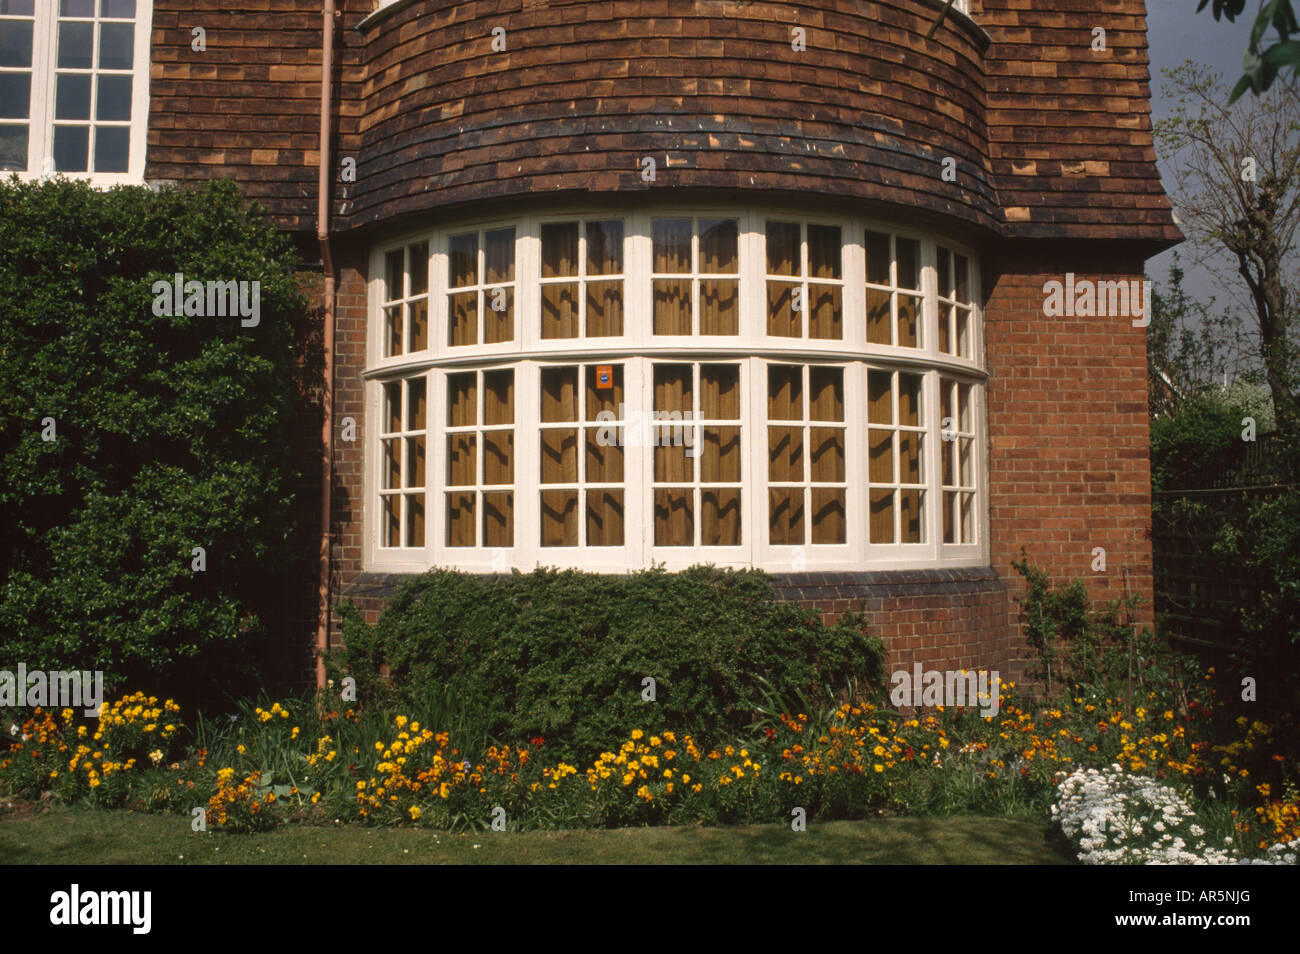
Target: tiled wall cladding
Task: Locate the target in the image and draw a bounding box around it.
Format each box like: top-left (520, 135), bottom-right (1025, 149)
top-left (147, 0), bottom-right (1180, 245)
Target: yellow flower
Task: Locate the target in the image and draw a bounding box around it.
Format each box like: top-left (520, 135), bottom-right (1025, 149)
top-left (236, 744), bottom-right (246, 754)
top-left (408, 805), bottom-right (421, 820)
top-left (630, 729), bottom-right (644, 741)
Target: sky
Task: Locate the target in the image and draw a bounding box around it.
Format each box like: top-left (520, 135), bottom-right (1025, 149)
top-left (1143, 1), bottom-right (1258, 302)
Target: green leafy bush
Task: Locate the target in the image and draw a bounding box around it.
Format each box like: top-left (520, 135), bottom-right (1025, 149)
top-left (330, 565), bottom-right (884, 760)
top-left (0, 177), bottom-right (314, 701)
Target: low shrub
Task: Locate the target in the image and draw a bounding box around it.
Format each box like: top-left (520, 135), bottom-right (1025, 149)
top-left (330, 565), bottom-right (884, 760)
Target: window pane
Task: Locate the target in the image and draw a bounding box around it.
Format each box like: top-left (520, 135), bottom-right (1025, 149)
top-left (541, 282), bottom-right (577, 338)
top-left (0, 124), bottom-right (27, 170)
top-left (901, 489), bottom-right (923, 543)
top-left (55, 73), bottom-right (91, 119)
top-left (446, 492), bottom-right (475, 547)
top-left (865, 231), bottom-right (890, 285)
top-left (702, 488), bottom-right (740, 546)
top-left (767, 365), bottom-right (802, 420)
top-left (97, 21), bottom-right (133, 70)
top-left (484, 286), bottom-right (512, 344)
top-left (94, 72), bottom-right (132, 120)
top-left (484, 370), bottom-right (513, 425)
top-left (401, 493), bottom-right (423, 547)
top-left (384, 249), bottom-right (403, 299)
top-left (652, 218), bottom-right (690, 273)
top-left (899, 431), bottom-right (921, 483)
top-left (60, 0), bottom-right (94, 16)
top-left (482, 491), bottom-right (513, 547)
top-left (0, 19), bottom-right (32, 68)
top-left (448, 232), bottom-right (476, 288)
top-left (540, 429), bottom-right (576, 483)
top-left (810, 427), bottom-right (844, 482)
top-left (807, 225), bottom-right (840, 279)
top-left (540, 367), bottom-right (577, 423)
top-left (406, 378), bottom-right (426, 430)
top-left (699, 279), bottom-right (738, 335)
top-left (897, 293), bottom-right (919, 348)
top-left (540, 489), bottom-right (578, 546)
top-left (868, 429), bottom-right (893, 483)
top-left (585, 427), bottom-right (623, 483)
top-left (382, 495), bottom-right (400, 547)
top-left (0, 73), bottom-right (29, 118)
top-left (955, 253), bottom-right (970, 302)
top-left (808, 285), bottom-right (841, 339)
top-left (382, 439), bottom-right (400, 489)
top-left (408, 299), bottom-right (428, 352)
top-left (405, 436), bottom-right (426, 486)
top-left (765, 221), bottom-right (799, 276)
top-left (899, 373), bottom-right (922, 427)
top-left (57, 21), bottom-right (93, 69)
top-left (937, 246), bottom-right (952, 298)
top-left (896, 237), bottom-right (920, 290)
top-left (654, 488), bottom-right (692, 546)
top-left (101, 0), bottom-right (136, 18)
top-left (701, 365), bottom-right (740, 419)
top-left (408, 241), bottom-right (428, 295)
top-left (865, 287), bottom-right (891, 345)
top-left (768, 487), bottom-right (804, 545)
top-left (1, 1), bottom-right (36, 15)
top-left (869, 487), bottom-right (894, 543)
top-left (447, 291), bottom-right (476, 347)
top-left (585, 363), bottom-right (623, 419)
top-left (867, 371), bottom-right (891, 425)
top-left (767, 426), bottom-right (803, 482)
top-left (447, 372), bottom-right (476, 427)
top-left (586, 489), bottom-right (623, 545)
top-left (809, 367), bottom-right (843, 422)
top-left (383, 381), bottom-right (401, 433)
top-left (653, 278), bottom-right (690, 335)
top-left (446, 433), bottom-right (475, 485)
top-left (766, 280), bottom-right (799, 338)
top-left (811, 488), bottom-right (846, 544)
top-left (541, 223), bottom-right (578, 277)
top-left (585, 280), bottom-right (622, 336)
top-left (92, 124), bottom-right (128, 171)
top-left (52, 124), bottom-right (88, 171)
top-left (654, 435), bottom-right (691, 483)
top-left (483, 431), bottom-right (513, 484)
top-left (699, 219), bottom-right (738, 273)
top-left (484, 228), bottom-right (514, 284)
top-left (702, 426), bottom-right (741, 483)
top-left (586, 220), bottom-right (622, 275)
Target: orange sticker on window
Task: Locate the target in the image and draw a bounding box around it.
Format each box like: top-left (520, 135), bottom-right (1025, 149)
top-left (595, 365), bottom-right (613, 389)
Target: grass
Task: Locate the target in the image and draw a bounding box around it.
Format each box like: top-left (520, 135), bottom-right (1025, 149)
top-left (0, 803), bottom-right (1072, 864)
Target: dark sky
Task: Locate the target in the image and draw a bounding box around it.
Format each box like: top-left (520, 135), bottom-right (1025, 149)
top-left (1144, 1), bottom-right (1257, 299)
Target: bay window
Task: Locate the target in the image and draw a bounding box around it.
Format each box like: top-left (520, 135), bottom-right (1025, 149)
top-left (365, 208), bottom-right (986, 572)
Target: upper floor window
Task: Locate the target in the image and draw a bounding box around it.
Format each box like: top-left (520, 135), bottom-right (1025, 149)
top-left (0, 0), bottom-right (150, 182)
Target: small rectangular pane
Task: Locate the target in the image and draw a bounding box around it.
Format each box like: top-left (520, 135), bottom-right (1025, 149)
top-left (446, 492), bottom-right (475, 547)
top-left (653, 278), bottom-right (691, 335)
top-left (446, 433), bottom-right (476, 486)
top-left (447, 373), bottom-right (477, 427)
top-left (765, 221), bottom-right (799, 276)
top-left (900, 489), bottom-right (923, 543)
top-left (448, 232), bottom-right (477, 288)
top-left (0, 126), bottom-right (27, 171)
top-left (102, 0), bottom-right (135, 18)
top-left (55, 73), bottom-right (90, 119)
top-left (484, 370), bottom-right (513, 425)
top-left (896, 237), bottom-right (920, 290)
top-left (766, 281), bottom-right (799, 338)
top-left (956, 308), bottom-right (970, 358)
top-left (408, 241), bottom-right (428, 295)
top-left (382, 495), bottom-right (399, 547)
top-left (60, 0), bottom-right (94, 16)
top-left (896, 293), bottom-right (919, 348)
top-left (699, 219), bottom-right (738, 273)
top-left (959, 437), bottom-right (974, 485)
top-left (767, 426), bottom-right (803, 482)
top-left (808, 284), bottom-right (841, 339)
top-left (899, 431), bottom-right (921, 484)
top-left (869, 488), bottom-right (894, 543)
top-left (385, 249), bottom-right (403, 300)
top-left (702, 426), bottom-right (741, 482)
top-left (540, 367), bottom-right (577, 423)
top-left (97, 21), bottom-right (133, 69)
top-left (865, 231), bottom-right (891, 285)
top-left (585, 280), bottom-right (623, 336)
top-left (937, 246), bottom-right (952, 298)
top-left (93, 129), bottom-right (129, 174)
top-left (584, 428), bottom-right (623, 482)
top-left (955, 253), bottom-right (970, 302)
top-left (899, 373), bottom-right (922, 427)
top-left (865, 287), bottom-right (891, 345)
top-left (541, 223), bottom-right (578, 277)
top-left (939, 304), bottom-right (951, 353)
top-left (540, 428), bottom-right (577, 484)
top-left (957, 382), bottom-right (971, 431)
top-left (541, 282), bottom-right (578, 338)
top-left (483, 431), bottom-right (513, 485)
top-left (585, 363), bottom-right (623, 419)
top-left (652, 218), bottom-right (691, 273)
top-left (868, 430), bottom-right (893, 483)
top-left (701, 365), bottom-right (740, 419)
top-left (484, 228), bottom-right (514, 284)
top-left (654, 488), bottom-right (693, 547)
top-left (540, 490), bottom-right (578, 546)
top-left (0, 20), bottom-right (33, 68)
top-left (768, 487), bottom-right (804, 546)
top-left (944, 490), bottom-right (956, 543)
top-left (404, 494), bottom-right (424, 547)
top-left (810, 427), bottom-right (844, 482)
top-left (654, 364), bottom-right (691, 415)
top-left (767, 365), bottom-right (802, 421)
top-left (57, 21), bottom-right (92, 69)
top-left (699, 279), bottom-right (738, 334)
top-left (382, 439), bottom-right (400, 489)
top-left (701, 488), bottom-right (740, 546)
top-left (811, 488), bottom-right (846, 544)
top-left (586, 220), bottom-right (622, 275)
top-left (384, 305), bottom-right (402, 355)
top-left (585, 489), bottom-right (624, 546)
top-left (654, 436), bottom-right (691, 483)
top-left (2, 1), bottom-right (36, 15)
top-left (52, 124), bottom-right (88, 171)
top-left (867, 371), bottom-right (892, 426)
top-left (404, 435), bottom-right (426, 486)
top-left (406, 378), bottom-right (426, 430)
top-left (484, 286), bottom-right (513, 343)
top-left (384, 381), bottom-right (401, 433)
top-left (482, 491), bottom-right (513, 548)
top-left (959, 491), bottom-right (974, 542)
top-left (807, 225), bottom-right (841, 279)
top-left (809, 367), bottom-right (843, 422)
top-left (407, 299), bottom-right (428, 352)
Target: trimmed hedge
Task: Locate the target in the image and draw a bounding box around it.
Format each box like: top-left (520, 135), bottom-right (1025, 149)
top-left (331, 566), bottom-right (884, 760)
top-left (0, 177), bottom-right (315, 702)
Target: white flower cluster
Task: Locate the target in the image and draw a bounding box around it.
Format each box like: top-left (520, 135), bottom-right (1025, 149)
top-left (1051, 764), bottom-right (1295, 865)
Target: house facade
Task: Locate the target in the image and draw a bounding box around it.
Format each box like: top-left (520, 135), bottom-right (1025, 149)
top-left (1, 0), bottom-right (1180, 683)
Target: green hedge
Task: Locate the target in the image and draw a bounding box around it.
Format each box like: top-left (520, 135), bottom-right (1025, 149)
top-left (0, 177), bottom-right (314, 701)
top-left (331, 566), bottom-right (884, 759)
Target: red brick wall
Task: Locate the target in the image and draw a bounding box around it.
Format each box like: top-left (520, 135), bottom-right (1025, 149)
top-left (982, 242), bottom-right (1155, 626)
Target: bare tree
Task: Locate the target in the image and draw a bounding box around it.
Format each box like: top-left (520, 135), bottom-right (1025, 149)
top-left (1155, 63), bottom-right (1300, 437)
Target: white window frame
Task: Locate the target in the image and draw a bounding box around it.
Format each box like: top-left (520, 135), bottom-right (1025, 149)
top-left (1, 0), bottom-right (151, 185)
top-left (363, 205), bottom-right (987, 574)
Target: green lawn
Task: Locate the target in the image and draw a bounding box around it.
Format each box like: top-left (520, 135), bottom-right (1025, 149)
top-left (0, 804), bottom-right (1072, 864)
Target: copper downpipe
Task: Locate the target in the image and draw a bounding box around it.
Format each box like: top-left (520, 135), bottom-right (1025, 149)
top-left (315, 0), bottom-right (336, 689)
